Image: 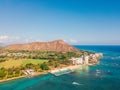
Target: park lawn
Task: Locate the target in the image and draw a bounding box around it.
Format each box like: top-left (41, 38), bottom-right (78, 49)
top-left (0, 59), bottom-right (48, 69)
top-left (0, 59), bottom-right (22, 69)
top-left (22, 59), bottom-right (49, 65)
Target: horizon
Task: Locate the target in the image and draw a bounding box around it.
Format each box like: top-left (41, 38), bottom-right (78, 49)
top-left (0, 0), bottom-right (120, 45)
top-left (1, 39), bottom-right (120, 46)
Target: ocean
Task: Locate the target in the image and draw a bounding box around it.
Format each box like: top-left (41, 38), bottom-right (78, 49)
top-left (0, 45), bottom-right (120, 90)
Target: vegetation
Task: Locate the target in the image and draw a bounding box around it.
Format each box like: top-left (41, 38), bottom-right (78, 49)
top-left (0, 59), bottom-right (48, 68)
top-left (22, 59), bottom-right (48, 66)
top-left (40, 62), bottom-right (49, 70)
top-left (0, 67), bottom-right (24, 80)
top-left (0, 50), bottom-right (92, 80)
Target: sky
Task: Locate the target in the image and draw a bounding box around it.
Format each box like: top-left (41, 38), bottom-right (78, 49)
top-left (0, 0), bottom-right (120, 45)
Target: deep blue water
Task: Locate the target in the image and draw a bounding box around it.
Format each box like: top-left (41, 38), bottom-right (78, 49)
top-left (0, 45), bottom-right (120, 90)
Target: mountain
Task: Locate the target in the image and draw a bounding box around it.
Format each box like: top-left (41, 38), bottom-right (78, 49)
top-left (5, 40), bottom-right (79, 52)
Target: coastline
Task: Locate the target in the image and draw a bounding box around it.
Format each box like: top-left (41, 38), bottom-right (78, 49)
top-left (0, 64), bottom-right (92, 83)
top-left (0, 72), bottom-right (48, 83)
top-left (0, 75), bottom-right (26, 83)
top-left (49, 64), bottom-right (82, 73)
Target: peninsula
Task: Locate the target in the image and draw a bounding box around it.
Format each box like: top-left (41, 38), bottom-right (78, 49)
top-left (0, 40), bottom-right (103, 82)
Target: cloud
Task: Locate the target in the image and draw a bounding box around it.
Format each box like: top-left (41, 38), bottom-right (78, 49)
top-left (69, 39), bottom-right (79, 43)
top-left (0, 35), bottom-right (80, 45)
top-left (0, 35), bottom-right (23, 44)
top-left (0, 35), bottom-right (9, 43)
top-left (0, 35), bottom-right (35, 45)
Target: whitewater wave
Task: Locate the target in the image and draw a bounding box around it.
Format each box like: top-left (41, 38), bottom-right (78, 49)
top-left (72, 82), bottom-right (83, 85)
top-left (104, 56), bottom-right (120, 60)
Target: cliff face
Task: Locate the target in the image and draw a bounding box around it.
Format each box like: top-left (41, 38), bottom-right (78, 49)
top-left (5, 40), bottom-right (79, 52)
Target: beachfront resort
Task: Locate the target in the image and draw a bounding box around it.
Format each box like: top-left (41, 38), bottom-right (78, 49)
top-left (49, 53), bottom-right (103, 76)
top-left (70, 53), bottom-right (103, 65)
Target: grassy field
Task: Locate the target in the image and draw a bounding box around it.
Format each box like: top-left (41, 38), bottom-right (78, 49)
top-left (0, 59), bottom-right (48, 68)
top-left (22, 59), bottom-right (48, 65)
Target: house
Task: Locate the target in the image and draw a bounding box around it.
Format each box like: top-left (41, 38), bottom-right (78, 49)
top-left (24, 69), bottom-right (34, 76)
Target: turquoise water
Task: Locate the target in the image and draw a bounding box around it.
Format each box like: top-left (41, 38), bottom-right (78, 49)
top-left (0, 45), bottom-right (120, 90)
top-left (53, 69), bottom-right (72, 76)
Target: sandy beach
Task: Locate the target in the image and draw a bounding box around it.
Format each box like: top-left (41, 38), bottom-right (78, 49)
top-left (49, 65), bottom-right (82, 74)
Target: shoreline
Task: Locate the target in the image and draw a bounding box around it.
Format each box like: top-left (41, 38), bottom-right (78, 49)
top-left (0, 75), bottom-right (26, 83)
top-left (0, 71), bottom-right (48, 83)
top-left (49, 64), bottom-right (82, 73)
top-left (0, 63), bottom-right (95, 83)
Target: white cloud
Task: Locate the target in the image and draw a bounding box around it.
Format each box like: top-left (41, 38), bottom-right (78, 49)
top-left (0, 35), bottom-right (34, 45)
top-left (0, 35), bottom-right (80, 45)
top-left (63, 39), bottom-right (67, 42)
top-left (0, 35), bottom-right (9, 43)
top-left (69, 39), bottom-right (79, 43)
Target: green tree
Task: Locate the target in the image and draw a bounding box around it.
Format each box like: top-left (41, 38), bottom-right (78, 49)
top-left (60, 54), bottom-right (66, 59)
top-left (0, 70), bottom-right (6, 78)
top-left (26, 63), bottom-right (34, 69)
top-left (40, 62), bottom-right (49, 70)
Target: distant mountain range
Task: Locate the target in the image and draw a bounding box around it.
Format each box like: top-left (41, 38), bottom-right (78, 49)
top-left (5, 40), bottom-right (79, 52)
